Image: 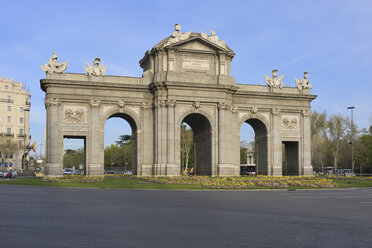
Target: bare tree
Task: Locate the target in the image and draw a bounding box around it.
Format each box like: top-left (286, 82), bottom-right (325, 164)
top-left (321, 114), bottom-right (349, 169)
top-left (181, 124), bottom-right (193, 175)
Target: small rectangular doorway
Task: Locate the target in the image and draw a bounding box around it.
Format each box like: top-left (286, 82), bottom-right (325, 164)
top-left (63, 136), bottom-right (86, 175)
top-left (282, 141), bottom-right (299, 176)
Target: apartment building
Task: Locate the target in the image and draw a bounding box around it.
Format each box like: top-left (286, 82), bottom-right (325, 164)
top-left (0, 77), bottom-right (31, 170)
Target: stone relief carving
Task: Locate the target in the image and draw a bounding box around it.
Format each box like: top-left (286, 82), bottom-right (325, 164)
top-left (167, 99), bottom-right (177, 108)
top-left (193, 101), bottom-right (201, 109)
top-left (294, 71), bottom-right (312, 91)
top-left (64, 108), bottom-right (85, 124)
top-left (164, 24), bottom-right (191, 47)
top-left (83, 58), bottom-right (106, 77)
top-left (117, 100), bottom-right (125, 109)
top-left (44, 98), bottom-right (61, 106)
top-left (282, 116), bottom-right (299, 130)
top-left (218, 102), bottom-right (228, 110)
top-left (271, 108), bottom-right (281, 115)
top-left (265, 69), bottom-right (283, 88)
top-left (302, 109), bottom-right (312, 117)
top-left (89, 99), bottom-right (101, 107)
top-left (200, 29), bottom-right (226, 48)
top-left (40, 52), bottom-right (68, 74)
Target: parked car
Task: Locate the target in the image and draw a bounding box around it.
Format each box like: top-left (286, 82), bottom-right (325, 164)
top-left (3, 170), bottom-right (13, 178)
top-left (63, 168), bottom-right (75, 175)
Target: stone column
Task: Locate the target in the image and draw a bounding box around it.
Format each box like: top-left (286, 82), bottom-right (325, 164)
top-left (302, 109), bottom-right (313, 175)
top-left (140, 102), bottom-right (153, 176)
top-left (271, 108), bottom-right (282, 176)
top-left (87, 100), bottom-right (102, 176)
top-left (45, 98), bottom-right (62, 177)
top-left (153, 97), bottom-right (167, 175)
top-left (217, 102), bottom-right (235, 175)
top-left (166, 99), bottom-right (178, 175)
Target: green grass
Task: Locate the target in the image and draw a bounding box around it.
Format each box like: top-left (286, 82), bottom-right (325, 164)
top-left (1, 177), bottom-right (371, 190)
top-left (334, 179), bottom-right (372, 188)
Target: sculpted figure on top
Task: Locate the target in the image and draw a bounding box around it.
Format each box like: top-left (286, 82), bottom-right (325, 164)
top-left (294, 71), bottom-right (312, 91)
top-left (40, 52), bottom-right (68, 74)
top-left (84, 58), bottom-right (106, 77)
top-left (265, 69), bottom-right (283, 88)
top-left (164, 24), bottom-right (191, 47)
top-left (200, 29), bottom-right (226, 48)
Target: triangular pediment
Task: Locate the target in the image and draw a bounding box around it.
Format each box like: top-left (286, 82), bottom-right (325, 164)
top-left (154, 33), bottom-right (235, 56)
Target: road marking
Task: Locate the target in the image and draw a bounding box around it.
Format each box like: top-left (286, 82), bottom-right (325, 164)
top-left (292, 196), bottom-right (328, 199)
top-left (337, 195), bottom-right (372, 198)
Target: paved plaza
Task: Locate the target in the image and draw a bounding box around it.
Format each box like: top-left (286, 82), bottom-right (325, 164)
top-left (1, 185), bottom-right (371, 247)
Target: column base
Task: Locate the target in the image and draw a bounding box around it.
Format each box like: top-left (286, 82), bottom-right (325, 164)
top-left (45, 163), bottom-right (62, 177)
top-left (87, 163), bottom-right (103, 176)
top-left (272, 164), bottom-right (282, 176)
top-left (303, 165), bottom-right (314, 176)
top-left (218, 164), bottom-right (240, 176)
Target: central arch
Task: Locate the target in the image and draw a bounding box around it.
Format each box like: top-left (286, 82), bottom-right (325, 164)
top-left (180, 113), bottom-right (212, 175)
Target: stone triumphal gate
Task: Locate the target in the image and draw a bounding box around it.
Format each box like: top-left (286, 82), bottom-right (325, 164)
top-left (41, 25), bottom-right (316, 177)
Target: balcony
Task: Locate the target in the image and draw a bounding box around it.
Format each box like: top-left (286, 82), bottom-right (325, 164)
top-left (0, 98), bottom-right (14, 103)
top-left (5, 133), bottom-right (14, 137)
top-left (26, 100), bottom-right (31, 106)
top-left (18, 134), bottom-right (26, 138)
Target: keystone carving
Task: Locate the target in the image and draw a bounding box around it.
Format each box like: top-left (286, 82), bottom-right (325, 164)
top-left (251, 106), bottom-right (258, 114)
top-left (40, 52), bottom-right (68, 74)
top-left (117, 100), bottom-right (125, 109)
top-left (230, 105), bottom-right (238, 113)
top-left (193, 101), bottom-right (201, 109)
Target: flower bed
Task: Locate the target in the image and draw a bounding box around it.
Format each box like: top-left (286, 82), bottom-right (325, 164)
top-left (43, 175), bottom-right (104, 183)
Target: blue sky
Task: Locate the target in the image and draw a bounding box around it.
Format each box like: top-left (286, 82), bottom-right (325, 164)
top-left (1, 0), bottom-right (371, 152)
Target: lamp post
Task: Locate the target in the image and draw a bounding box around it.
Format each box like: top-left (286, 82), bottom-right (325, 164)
top-left (23, 108), bottom-right (30, 170)
top-left (347, 106), bottom-right (355, 174)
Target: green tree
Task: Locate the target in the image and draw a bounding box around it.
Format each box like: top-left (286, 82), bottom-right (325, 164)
top-left (356, 126), bottom-right (372, 174)
top-left (63, 148), bottom-right (84, 169)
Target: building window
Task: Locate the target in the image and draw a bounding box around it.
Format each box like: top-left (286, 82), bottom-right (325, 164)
top-left (20, 107), bottom-right (24, 112)
top-left (6, 128), bottom-right (11, 135)
top-left (7, 95), bottom-right (11, 102)
top-left (20, 117), bottom-right (24, 124)
top-left (7, 116), bottom-right (11, 123)
top-left (19, 140), bottom-right (23, 149)
top-left (5, 85), bottom-right (9, 90)
top-left (7, 106), bottom-right (11, 111)
top-left (19, 129), bottom-right (24, 136)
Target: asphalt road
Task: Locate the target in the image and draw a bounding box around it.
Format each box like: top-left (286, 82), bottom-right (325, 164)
top-left (1, 185), bottom-right (371, 248)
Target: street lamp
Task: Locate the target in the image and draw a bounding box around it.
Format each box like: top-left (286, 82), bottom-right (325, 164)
top-left (23, 108), bottom-right (30, 170)
top-left (347, 106), bottom-right (355, 174)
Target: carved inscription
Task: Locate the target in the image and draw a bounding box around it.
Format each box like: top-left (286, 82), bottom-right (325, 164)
top-left (65, 108), bottom-right (86, 124)
top-left (282, 115), bottom-right (299, 131)
top-left (183, 59), bottom-right (209, 72)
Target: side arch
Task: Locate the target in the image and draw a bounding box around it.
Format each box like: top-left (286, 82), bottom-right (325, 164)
top-left (238, 113), bottom-right (270, 175)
